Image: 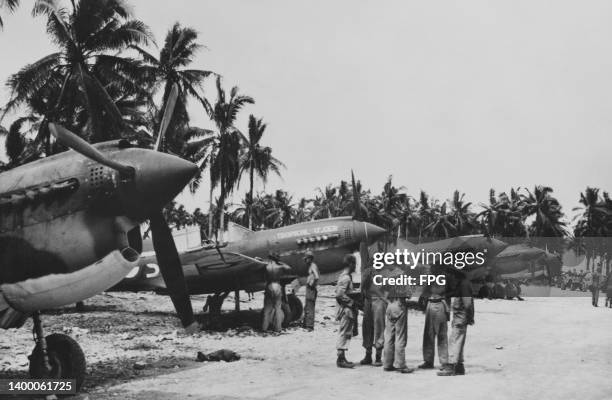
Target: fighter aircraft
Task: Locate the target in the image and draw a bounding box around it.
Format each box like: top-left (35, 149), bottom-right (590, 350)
top-left (115, 217), bottom-right (387, 321)
top-left (0, 86), bottom-right (198, 390)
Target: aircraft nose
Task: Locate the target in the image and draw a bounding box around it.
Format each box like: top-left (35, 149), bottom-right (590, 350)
top-left (125, 150), bottom-right (198, 218)
top-left (354, 221), bottom-right (387, 244)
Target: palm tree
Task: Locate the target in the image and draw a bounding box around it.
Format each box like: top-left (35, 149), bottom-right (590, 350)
top-left (265, 190), bottom-right (295, 228)
top-left (209, 76), bottom-right (254, 241)
top-left (0, 0), bottom-right (19, 29)
top-left (424, 201), bottom-right (455, 238)
top-left (573, 187), bottom-right (610, 270)
top-left (312, 185), bottom-right (342, 219)
top-left (240, 115), bottom-right (284, 229)
top-left (449, 190), bottom-right (476, 235)
top-left (477, 188), bottom-right (527, 240)
top-left (132, 22), bottom-right (214, 148)
top-left (2, 0), bottom-right (152, 150)
top-left (522, 185), bottom-right (567, 253)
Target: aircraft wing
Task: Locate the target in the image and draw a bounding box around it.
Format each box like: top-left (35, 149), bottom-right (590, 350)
top-left (115, 246), bottom-right (268, 293)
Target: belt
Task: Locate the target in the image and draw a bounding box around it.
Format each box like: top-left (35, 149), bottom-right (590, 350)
top-left (428, 298), bottom-right (443, 303)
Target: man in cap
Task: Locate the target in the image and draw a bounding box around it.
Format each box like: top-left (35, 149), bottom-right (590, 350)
top-left (418, 265), bottom-right (449, 371)
top-left (262, 252), bottom-right (291, 332)
top-left (335, 254), bottom-right (359, 368)
top-left (360, 263), bottom-right (387, 366)
top-left (303, 250), bottom-right (320, 331)
top-left (438, 268), bottom-right (474, 376)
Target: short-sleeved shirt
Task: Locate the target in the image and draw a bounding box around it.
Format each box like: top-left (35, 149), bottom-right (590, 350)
top-left (335, 272), bottom-right (354, 307)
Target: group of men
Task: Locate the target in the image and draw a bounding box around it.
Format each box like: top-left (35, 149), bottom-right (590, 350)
top-left (327, 254), bottom-right (475, 376)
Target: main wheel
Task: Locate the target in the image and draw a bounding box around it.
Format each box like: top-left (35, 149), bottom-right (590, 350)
top-left (281, 303), bottom-right (292, 327)
top-left (287, 293), bottom-right (303, 322)
top-left (29, 333), bottom-right (86, 391)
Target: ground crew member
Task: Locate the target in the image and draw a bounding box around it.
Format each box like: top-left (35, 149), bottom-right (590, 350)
top-left (605, 271), bottom-right (612, 308)
top-left (262, 252), bottom-right (291, 332)
top-left (438, 268), bottom-right (474, 376)
top-left (335, 254), bottom-right (358, 368)
top-left (383, 288), bottom-right (414, 374)
top-left (418, 266), bottom-right (449, 370)
top-left (303, 250), bottom-right (319, 331)
top-left (360, 263), bottom-right (387, 366)
top-left (591, 267), bottom-right (602, 307)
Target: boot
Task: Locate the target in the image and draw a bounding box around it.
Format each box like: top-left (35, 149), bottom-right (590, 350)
top-left (360, 349), bottom-right (372, 365)
top-left (455, 363), bottom-right (465, 375)
top-left (337, 350), bottom-right (355, 369)
top-left (373, 348), bottom-right (383, 367)
top-left (397, 367), bottom-right (415, 374)
top-left (437, 363), bottom-right (456, 376)
top-left (418, 362), bottom-right (434, 369)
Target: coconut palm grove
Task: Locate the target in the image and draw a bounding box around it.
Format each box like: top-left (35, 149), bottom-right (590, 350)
top-left (1, 0), bottom-right (610, 272)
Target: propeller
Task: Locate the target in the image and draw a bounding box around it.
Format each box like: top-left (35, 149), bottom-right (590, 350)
top-left (49, 123), bottom-right (134, 179)
top-left (148, 84), bottom-right (198, 331)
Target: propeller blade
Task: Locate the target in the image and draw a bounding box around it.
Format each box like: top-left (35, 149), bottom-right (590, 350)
top-left (351, 169), bottom-right (361, 220)
top-left (150, 210), bottom-right (195, 328)
top-left (49, 123), bottom-right (134, 178)
top-left (154, 84), bottom-right (179, 152)
top-left (127, 226), bottom-right (143, 254)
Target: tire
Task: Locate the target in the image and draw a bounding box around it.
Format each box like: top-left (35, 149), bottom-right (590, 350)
top-left (287, 293), bottom-right (303, 322)
top-left (29, 333), bottom-right (86, 392)
top-left (281, 303), bottom-right (292, 327)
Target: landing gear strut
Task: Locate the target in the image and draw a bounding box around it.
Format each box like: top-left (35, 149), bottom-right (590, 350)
top-left (28, 311), bottom-right (86, 391)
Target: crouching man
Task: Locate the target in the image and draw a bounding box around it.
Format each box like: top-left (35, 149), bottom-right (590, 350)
top-left (335, 254), bottom-right (358, 368)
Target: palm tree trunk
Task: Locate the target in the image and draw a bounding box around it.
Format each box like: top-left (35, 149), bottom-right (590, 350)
top-left (248, 165), bottom-right (254, 230)
top-left (219, 189), bottom-right (226, 243)
top-left (208, 170), bottom-right (214, 239)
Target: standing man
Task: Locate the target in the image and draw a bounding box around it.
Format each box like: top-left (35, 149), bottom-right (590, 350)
top-left (335, 254), bottom-right (358, 368)
top-left (262, 252), bottom-right (291, 332)
top-left (418, 266), bottom-right (449, 370)
top-left (383, 289), bottom-right (414, 373)
top-left (591, 267), bottom-right (602, 307)
top-left (438, 268), bottom-right (474, 376)
top-left (360, 264), bottom-right (387, 366)
top-left (605, 270), bottom-right (612, 308)
top-left (303, 250), bottom-right (319, 331)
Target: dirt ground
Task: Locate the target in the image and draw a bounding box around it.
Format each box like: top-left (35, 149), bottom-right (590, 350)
top-left (1, 287), bottom-right (611, 400)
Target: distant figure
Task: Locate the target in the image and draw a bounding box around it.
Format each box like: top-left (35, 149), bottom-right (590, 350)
top-left (504, 280), bottom-right (519, 300)
top-left (335, 254), bottom-right (358, 368)
top-left (492, 280), bottom-right (506, 299)
top-left (383, 295), bottom-right (414, 373)
top-left (262, 252), bottom-right (291, 332)
top-left (418, 265), bottom-right (449, 371)
top-left (438, 269), bottom-right (474, 376)
top-left (515, 280), bottom-right (525, 301)
top-left (303, 250), bottom-right (320, 331)
top-left (360, 261), bottom-right (387, 366)
top-left (591, 268), bottom-right (602, 307)
top-left (605, 272), bottom-right (612, 308)
top-left (247, 291), bottom-right (254, 301)
top-left (477, 284), bottom-right (492, 299)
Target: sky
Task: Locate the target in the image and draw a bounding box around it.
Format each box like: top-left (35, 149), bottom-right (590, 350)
top-left (1, 0), bottom-right (611, 221)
